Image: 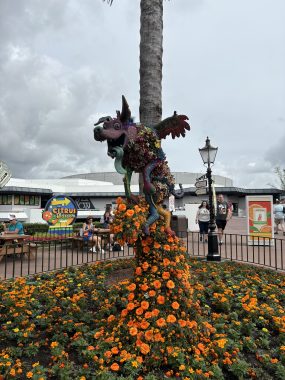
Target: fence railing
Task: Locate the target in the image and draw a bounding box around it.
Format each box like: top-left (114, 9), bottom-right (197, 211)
top-left (0, 231), bottom-right (284, 280)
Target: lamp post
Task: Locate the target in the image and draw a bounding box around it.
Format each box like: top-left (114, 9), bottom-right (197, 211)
top-left (199, 137), bottom-right (221, 261)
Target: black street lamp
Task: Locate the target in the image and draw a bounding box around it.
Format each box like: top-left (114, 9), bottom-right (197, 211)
top-left (199, 137), bottom-right (221, 261)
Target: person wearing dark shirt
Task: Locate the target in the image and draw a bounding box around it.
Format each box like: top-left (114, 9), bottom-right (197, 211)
top-left (216, 194), bottom-right (231, 245)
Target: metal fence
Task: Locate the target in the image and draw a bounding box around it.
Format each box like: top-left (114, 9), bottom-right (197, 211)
top-left (0, 231), bottom-right (284, 280)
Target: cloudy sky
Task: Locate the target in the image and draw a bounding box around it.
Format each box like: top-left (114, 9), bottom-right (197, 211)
top-left (0, 0), bottom-right (284, 188)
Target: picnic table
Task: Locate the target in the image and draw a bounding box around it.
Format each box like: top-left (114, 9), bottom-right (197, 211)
top-left (0, 234), bottom-right (33, 262)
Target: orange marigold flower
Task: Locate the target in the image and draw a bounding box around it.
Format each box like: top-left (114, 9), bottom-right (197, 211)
top-left (126, 209), bottom-right (135, 217)
top-left (127, 283), bottom-right (136, 291)
top-left (118, 203), bottom-right (126, 211)
top-left (104, 350), bottom-right (112, 358)
top-left (154, 242), bottom-right (161, 249)
top-left (142, 262), bottom-right (149, 270)
top-left (178, 319), bottom-right (187, 327)
top-left (141, 301), bottom-right (149, 310)
top-left (171, 301), bottom-right (180, 310)
top-left (136, 307), bottom-right (144, 316)
top-left (127, 302), bottom-right (135, 311)
top-left (148, 290), bottom-right (156, 297)
top-left (140, 343), bottom-right (150, 355)
top-left (163, 244), bottom-right (171, 251)
top-left (140, 283), bottom-right (149, 291)
top-left (145, 311), bottom-right (153, 319)
top-left (26, 372), bottom-right (33, 379)
top-left (128, 293), bottom-right (135, 301)
top-left (153, 280), bottom-right (161, 289)
top-left (152, 308), bottom-right (160, 317)
top-left (110, 362), bottom-right (120, 371)
top-left (140, 320), bottom-right (150, 330)
top-left (111, 347), bottom-right (119, 354)
top-left (107, 315), bottom-right (116, 323)
top-left (157, 295), bottom-right (165, 305)
top-left (166, 314), bottom-right (176, 323)
top-left (156, 318), bottom-right (166, 328)
top-left (143, 246), bottom-right (150, 253)
top-left (121, 309), bottom-right (128, 317)
top-left (135, 267), bottom-right (142, 275)
top-left (162, 271), bottom-right (170, 280)
top-left (116, 197), bottom-right (123, 204)
top-left (163, 258), bottom-right (170, 266)
top-left (166, 280), bottom-right (175, 289)
top-left (145, 330), bottom-right (154, 341)
top-left (151, 265), bottom-right (158, 273)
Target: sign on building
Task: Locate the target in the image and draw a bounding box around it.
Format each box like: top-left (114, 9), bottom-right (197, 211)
top-left (246, 195), bottom-right (274, 245)
top-left (42, 195), bottom-right (77, 236)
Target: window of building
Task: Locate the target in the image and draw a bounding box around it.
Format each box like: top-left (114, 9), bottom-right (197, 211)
top-left (0, 195), bottom-right (12, 205)
top-left (14, 194), bottom-right (40, 206)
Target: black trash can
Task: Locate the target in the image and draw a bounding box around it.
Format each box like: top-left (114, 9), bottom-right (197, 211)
top-left (171, 215), bottom-right (188, 238)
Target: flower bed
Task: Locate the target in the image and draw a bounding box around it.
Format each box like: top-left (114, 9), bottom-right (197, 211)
top-left (0, 258), bottom-right (284, 379)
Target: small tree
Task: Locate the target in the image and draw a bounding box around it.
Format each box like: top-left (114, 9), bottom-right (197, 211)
top-left (275, 167), bottom-right (285, 190)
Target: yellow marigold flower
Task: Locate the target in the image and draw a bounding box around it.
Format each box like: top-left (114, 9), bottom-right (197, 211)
top-left (13, 328), bottom-right (19, 333)
top-left (132, 360), bottom-right (139, 368)
top-left (50, 341), bottom-right (58, 348)
top-left (10, 368), bottom-right (16, 376)
top-left (217, 339), bottom-right (227, 348)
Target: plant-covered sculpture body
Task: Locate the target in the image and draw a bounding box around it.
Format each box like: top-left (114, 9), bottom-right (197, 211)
top-left (94, 96), bottom-right (190, 235)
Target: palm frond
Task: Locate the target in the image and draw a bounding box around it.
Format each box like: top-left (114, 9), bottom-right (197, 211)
top-left (103, 0), bottom-right (113, 5)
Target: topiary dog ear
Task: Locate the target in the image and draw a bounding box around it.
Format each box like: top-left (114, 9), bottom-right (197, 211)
top-left (120, 95), bottom-right (131, 123)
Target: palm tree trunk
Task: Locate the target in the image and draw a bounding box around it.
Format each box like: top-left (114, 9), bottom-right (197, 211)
top-left (139, 0), bottom-right (163, 192)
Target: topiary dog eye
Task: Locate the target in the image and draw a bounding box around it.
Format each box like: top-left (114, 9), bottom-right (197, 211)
top-left (114, 123), bottom-right (121, 130)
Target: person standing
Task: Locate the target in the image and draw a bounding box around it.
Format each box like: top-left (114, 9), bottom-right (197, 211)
top-left (195, 201), bottom-right (210, 243)
top-left (216, 194), bottom-right (231, 245)
top-left (273, 199), bottom-right (285, 235)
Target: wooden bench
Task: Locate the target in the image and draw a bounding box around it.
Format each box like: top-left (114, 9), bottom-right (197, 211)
top-left (0, 234), bottom-right (35, 262)
top-left (69, 228), bottom-right (111, 250)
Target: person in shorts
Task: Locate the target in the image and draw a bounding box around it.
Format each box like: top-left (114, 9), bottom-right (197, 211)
top-left (216, 194), bottom-right (231, 245)
top-left (273, 199), bottom-right (285, 235)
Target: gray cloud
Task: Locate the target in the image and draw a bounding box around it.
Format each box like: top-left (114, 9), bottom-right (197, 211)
top-left (0, 0), bottom-right (284, 188)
